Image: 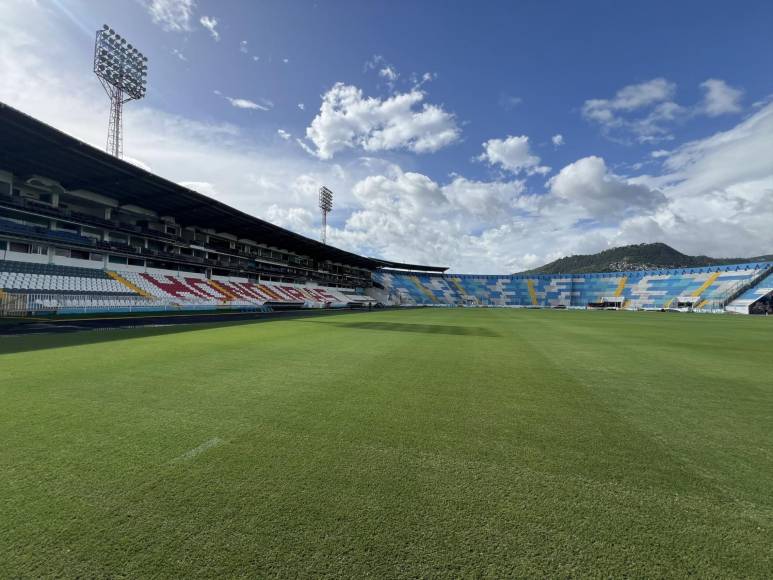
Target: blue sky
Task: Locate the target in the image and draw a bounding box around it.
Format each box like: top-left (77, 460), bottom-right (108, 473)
top-left (1, 0), bottom-right (772, 272)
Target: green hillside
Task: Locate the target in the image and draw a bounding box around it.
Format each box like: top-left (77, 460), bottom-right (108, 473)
top-left (521, 242), bottom-right (773, 274)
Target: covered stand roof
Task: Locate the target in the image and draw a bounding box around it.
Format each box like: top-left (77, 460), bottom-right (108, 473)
top-left (0, 102), bottom-right (447, 273)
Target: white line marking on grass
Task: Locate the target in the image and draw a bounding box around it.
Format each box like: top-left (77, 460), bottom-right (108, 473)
top-left (172, 437), bottom-right (223, 463)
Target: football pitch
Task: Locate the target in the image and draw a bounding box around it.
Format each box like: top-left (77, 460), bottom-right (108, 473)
top-left (1, 308), bottom-right (772, 577)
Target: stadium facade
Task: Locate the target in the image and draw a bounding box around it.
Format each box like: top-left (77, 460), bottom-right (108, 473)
top-left (1, 102), bottom-right (772, 317)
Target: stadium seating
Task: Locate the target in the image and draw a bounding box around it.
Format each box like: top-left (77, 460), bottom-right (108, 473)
top-left (3, 257), bottom-right (772, 315)
top-left (0, 261), bottom-right (134, 295)
top-left (726, 272), bottom-right (773, 313)
top-left (0, 260), bottom-right (355, 314)
top-left (374, 262), bottom-right (773, 310)
top-left (0, 217), bottom-right (96, 247)
top-left (117, 271), bottom-right (351, 307)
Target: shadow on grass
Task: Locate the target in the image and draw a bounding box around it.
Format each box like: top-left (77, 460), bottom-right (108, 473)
top-left (322, 320), bottom-right (501, 337)
top-left (0, 319), bottom-right (260, 356)
top-left (0, 309), bottom-right (377, 356)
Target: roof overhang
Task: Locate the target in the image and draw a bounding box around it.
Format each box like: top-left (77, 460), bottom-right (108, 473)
top-left (0, 102), bottom-right (445, 272)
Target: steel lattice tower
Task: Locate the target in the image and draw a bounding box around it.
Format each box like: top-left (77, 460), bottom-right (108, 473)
top-left (319, 186), bottom-right (333, 245)
top-left (94, 25), bottom-right (148, 158)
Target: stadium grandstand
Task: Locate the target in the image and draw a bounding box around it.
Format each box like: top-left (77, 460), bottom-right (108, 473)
top-left (1, 101), bottom-right (772, 318)
top-left (0, 103), bottom-right (436, 317)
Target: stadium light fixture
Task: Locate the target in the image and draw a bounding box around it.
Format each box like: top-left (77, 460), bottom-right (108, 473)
top-left (319, 186), bottom-right (334, 245)
top-left (93, 25), bottom-right (148, 158)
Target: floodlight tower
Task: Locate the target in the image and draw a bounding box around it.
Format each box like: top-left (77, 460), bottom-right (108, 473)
top-left (319, 186), bottom-right (334, 245)
top-left (93, 25), bottom-right (148, 158)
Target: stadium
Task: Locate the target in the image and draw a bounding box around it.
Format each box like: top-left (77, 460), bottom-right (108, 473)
top-left (2, 3), bottom-right (773, 578)
top-left (1, 103), bottom-right (771, 317)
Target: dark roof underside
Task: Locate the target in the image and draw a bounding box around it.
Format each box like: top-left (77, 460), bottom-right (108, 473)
top-left (0, 102), bottom-right (446, 272)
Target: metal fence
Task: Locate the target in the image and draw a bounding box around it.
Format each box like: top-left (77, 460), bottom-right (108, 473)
top-left (0, 293), bottom-right (265, 316)
top-left (0, 293), bottom-right (162, 316)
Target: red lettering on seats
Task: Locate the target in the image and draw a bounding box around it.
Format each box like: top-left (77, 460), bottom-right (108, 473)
top-left (315, 288), bottom-right (337, 301)
top-left (223, 282), bottom-right (264, 301)
top-left (186, 278), bottom-right (224, 298)
top-left (279, 286), bottom-right (307, 301)
top-left (141, 273), bottom-right (208, 299)
top-left (257, 284), bottom-right (287, 301)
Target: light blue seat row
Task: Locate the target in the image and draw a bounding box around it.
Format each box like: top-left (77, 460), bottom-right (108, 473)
top-left (374, 262), bottom-right (773, 309)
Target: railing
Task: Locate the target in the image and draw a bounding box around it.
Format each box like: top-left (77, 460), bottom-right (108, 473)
top-left (0, 293), bottom-right (267, 316)
top-left (0, 293), bottom-right (162, 316)
top-left (711, 264), bottom-right (773, 310)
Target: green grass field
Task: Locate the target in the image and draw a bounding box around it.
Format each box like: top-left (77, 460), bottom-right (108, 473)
top-left (1, 308), bottom-right (772, 577)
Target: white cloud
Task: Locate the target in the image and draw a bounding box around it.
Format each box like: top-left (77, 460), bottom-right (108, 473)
top-left (145, 0), bottom-right (196, 32)
top-left (548, 156), bottom-right (667, 220)
top-left (277, 129), bottom-right (291, 140)
top-left (305, 83), bottom-right (460, 159)
top-left (124, 156), bottom-right (153, 172)
top-left (179, 181), bottom-right (219, 196)
top-left (1, 0), bottom-right (771, 274)
top-left (584, 78), bottom-right (676, 118)
top-left (239, 40), bottom-right (248, 54)
top-left (265, 205), bottom-right (316, 234)
top-left (413, 72), bottom-right (437, 88)
top-left (379, 66), bottom-right (399, 82)
top-left (199, 15), bottom-right (219, 41)
top-left (252, 55), bottom-right (259, 62)
top-left (364, 54), bottom-right (387, 72)
top-left (225, 96), bottom-right (272, 111)
top-left (584, 78), bottom-right (745, 143)
top-left (583, 78), bottom-right (681, 142)
top-left (297, 103), bottom-right (305, 111)
top-left (171, 48), bottom-right (187, 61)
top-left (651, 149), bottom-right (669, 158)
top-left (551, 134), bottom-right (564, 147)
top-left (478, 135), bottom-right (550, 176)
top-left (365, 55), bottom-right (402, 89)
top-left (700, 79), bottom-right (743, 116)
top-left (283, 58), bottom-right (289, 64)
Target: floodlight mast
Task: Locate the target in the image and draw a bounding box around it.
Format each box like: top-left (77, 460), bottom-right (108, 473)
top-left (319, 186), bottom-right (333, 245)
top-left (93, 25), bottom-right (148, 158)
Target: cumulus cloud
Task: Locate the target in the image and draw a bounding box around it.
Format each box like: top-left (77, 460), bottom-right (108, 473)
top-left (199, 15), bottom-right (219, 41)
top-left (700, 79), bottom-right (743, 116)
top-left (304, 83), bottom-right (460, 159)
top-left (145, 0), bottom-right (196, 32)
top-left (277, 129), bottom-right (291, 140)
top-left (265, 205), bottom-right (316, 233)
top-left (548, 156), bottom-right (667, 220)
top-left (2, 0), bottom-right (771, 273)
top-left (478, 135), bottom-right (550, 175)
top-left (551, 134), bottom-right (564, 147)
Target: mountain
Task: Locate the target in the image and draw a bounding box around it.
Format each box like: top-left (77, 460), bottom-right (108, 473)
top-left (520, 243), bottom-right (773, 274)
